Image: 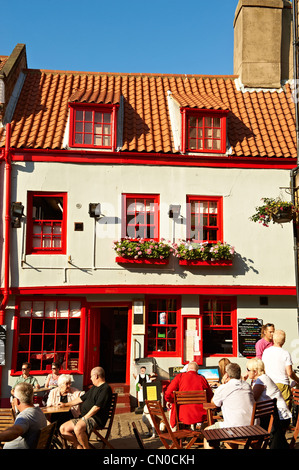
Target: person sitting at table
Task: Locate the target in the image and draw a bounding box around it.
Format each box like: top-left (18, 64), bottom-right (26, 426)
top-left (203, 362), bottom-right (254, 449)
top-left (45, 362), bottom-right (60, 388)
top-left (42, 362), bottom-right (60, 406)
top-left (46, 374), bottom-right (83, 428)
top-left (0, 383), bottom-right (47, 449)
top-left (246, 357), bottom-right (291, 449)
top-left (11, 362), bottom-right (40, 397)
top-left (165, 361), bottom-right (214, 430)
top-left (59, 366), bottom-right (112, 449)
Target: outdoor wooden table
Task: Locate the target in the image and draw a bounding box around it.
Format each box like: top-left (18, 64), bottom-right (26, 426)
top-left (41, 405), bottom-right (71, 415)
top-left (202, 424), bottom-right (269, 449)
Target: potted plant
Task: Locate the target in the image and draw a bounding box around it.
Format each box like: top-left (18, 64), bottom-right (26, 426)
top-left (249, 197), bottom-right (297, 227)
top-left (113, 237), bottom-right (172, 264)
top-left (173, 240), bottom-right (234, 266)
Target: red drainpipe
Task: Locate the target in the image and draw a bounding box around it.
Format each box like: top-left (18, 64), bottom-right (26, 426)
top-left (0, 123), bottom-right (12, 400)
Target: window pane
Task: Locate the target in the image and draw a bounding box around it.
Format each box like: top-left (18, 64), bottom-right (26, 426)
top-left (103, 113), bottom-right (111, 123)
top-left (203, 329), bottom-right (233, 355)
top-left (103, 135), bottom-right (111, 147)
top-left (75, 134), bottom-right (83, 144)
top-left (94, 135), bottom-right (102, 146)
top-left (85, 122), bottom-right (92, 133)
top-left (94, 123), bottom-right (103, 134)
top-left (76, 110), bottom-right (84, 121)
top-left (85, 111), bottom-right (92, 121)
top-left (75, 122), bottom-right (83, 133)
top-left (84, 134), bottom-right (92, 145)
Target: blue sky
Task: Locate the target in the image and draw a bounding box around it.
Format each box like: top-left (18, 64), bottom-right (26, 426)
top-left (1, 0), bottom-right (238, 75)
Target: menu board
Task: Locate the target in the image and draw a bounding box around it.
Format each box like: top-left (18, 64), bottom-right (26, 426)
top-left (0, 325), bottom-right (6, 366)
top-left (238, 318), bottom-right (262, 358)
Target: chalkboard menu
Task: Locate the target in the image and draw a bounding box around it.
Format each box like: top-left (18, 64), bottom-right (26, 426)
top-left (238, 318), bottom-right (262, 358)
top-left (0, 325), bottom-right (6, 366)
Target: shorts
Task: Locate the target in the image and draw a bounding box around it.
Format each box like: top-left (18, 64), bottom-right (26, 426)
top-left (276, 384), bottom-right (292, 410)
top-left (72, 416), bottom-right (97, 435)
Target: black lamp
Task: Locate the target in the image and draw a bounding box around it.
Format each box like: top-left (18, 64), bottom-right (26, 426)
top-left (11, 202), bottom-right (24, 228)
top-left (89, 203), bottom-right (101, 218)
top-left (168, 204), bottom-right (181, 219)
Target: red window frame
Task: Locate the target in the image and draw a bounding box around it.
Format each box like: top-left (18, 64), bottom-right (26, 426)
top-left (26, 192), bottom-right (67, 255)
top-left (186, 195), bottom-right (223, 243)
top-left (69, 103), bottom-right (118, 151)
top-left (122, 194), bottom-right (160, 241)
top-left (145, 296), bottom-right (181, 357)
top-left (11, 297), bottom-right (86, 375)
top-left (181, 109), bottom-right (228, 154)
top-left (200, 296), bottom-right (237, 357)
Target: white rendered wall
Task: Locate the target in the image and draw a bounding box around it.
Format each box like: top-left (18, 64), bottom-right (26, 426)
top-left (4, 161), bottom-right (296, 288)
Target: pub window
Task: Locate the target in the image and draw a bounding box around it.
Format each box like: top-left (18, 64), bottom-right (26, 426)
top-left (12, 299), bottom-right (84, 374)
top-left (146, 297), bottom-right (180, 356)
top-left (201, 297), bottom-right (237, 356)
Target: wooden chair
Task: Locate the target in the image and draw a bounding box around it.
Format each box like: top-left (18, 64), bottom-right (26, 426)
top-left (88, 392), bottom-right (118, 449)
top-left (224, 398), bottom-right (277, 449)
top-left (36, 422), bottom-right (57, 449)
top-left (289, 389), bottom-right (299, 449)
top-left (0, 407), bottom-right (16, 447)
top-left (0, 408), bottom-right (15, 434)
top-left (145, 400), bottom-right (201, 449)
top-left (132, 421), bottom-right (145, 449)
top-left (173, 390), bottom-right (207, 430)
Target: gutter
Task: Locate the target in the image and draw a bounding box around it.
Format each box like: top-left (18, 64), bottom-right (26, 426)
top-left (291, 0), bottom-right (299, 330)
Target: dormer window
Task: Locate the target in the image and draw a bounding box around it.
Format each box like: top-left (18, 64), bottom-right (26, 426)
top-left (182, 109), bottom-right (227, 154)
top-left (69, 104), bottom-right (118, 151)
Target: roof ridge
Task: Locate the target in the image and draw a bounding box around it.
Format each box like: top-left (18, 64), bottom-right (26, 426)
top-left (25, 68), bottom-right (239, 80)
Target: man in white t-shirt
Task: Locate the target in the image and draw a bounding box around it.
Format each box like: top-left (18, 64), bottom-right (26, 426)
top-left (262, 329), bottom-right (299, 409)
top-left (203, 363), bottom-right (254, 449)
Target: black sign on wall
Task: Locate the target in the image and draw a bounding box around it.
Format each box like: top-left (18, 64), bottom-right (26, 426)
top-left (0, 325), bottom-right (6, 366)
top-left (238, 318), bottom-right (262, 358)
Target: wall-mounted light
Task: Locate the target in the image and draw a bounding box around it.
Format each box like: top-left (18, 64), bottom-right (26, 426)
top-left (168, 204), bottom-right (181, 219)
top-left (88, 203), bottom-right (101, 218)
top-left (11, 202), bottom-right (24, 228)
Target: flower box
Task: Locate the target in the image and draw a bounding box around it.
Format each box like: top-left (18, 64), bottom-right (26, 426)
top-left (115, 256), bottom-right (169, 265)
top-left (179, 259), bottom-right (233, 266)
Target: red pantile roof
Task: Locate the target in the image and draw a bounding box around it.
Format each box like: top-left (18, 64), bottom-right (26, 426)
top-left (0, 68), bottom-right (297, 158)
top-left (0, 56), bottom-right (8, 72)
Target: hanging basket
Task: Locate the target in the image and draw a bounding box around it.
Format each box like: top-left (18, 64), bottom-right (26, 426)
top-left (272, 209), bottom-right (294, 224)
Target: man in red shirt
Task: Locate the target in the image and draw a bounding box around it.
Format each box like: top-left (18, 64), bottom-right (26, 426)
top-left (165, 361), bottom-right (213, 428)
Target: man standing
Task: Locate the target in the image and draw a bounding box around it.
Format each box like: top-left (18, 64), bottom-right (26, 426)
top-left (1, 383), bottom-right (47, 449)
top-left (262, 330), bottom-right (299, 409)
top-left (203, 363), bottom-right (254, 449)
top-left (59, 366), bottom-right (112, 449)
top-left (165, 361), bottom-right (213, 429)
top-left (255, 323), bottom-right (275, 359)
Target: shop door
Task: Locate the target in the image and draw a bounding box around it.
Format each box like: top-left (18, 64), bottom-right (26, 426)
top-left (99, 307), bottom-right (128, 383)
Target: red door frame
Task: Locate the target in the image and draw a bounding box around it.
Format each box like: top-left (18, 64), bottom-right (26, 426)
top-left (84, 301), bottom-right (132, 387)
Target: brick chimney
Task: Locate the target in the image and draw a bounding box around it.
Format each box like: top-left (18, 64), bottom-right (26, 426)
top-left (233, 0), bottom-right (293, 89)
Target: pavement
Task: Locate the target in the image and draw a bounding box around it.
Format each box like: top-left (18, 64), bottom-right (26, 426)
top-left (90, 410), bottom-right (165, 450)
top-left (90, 410), bottom-right (299, 450)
